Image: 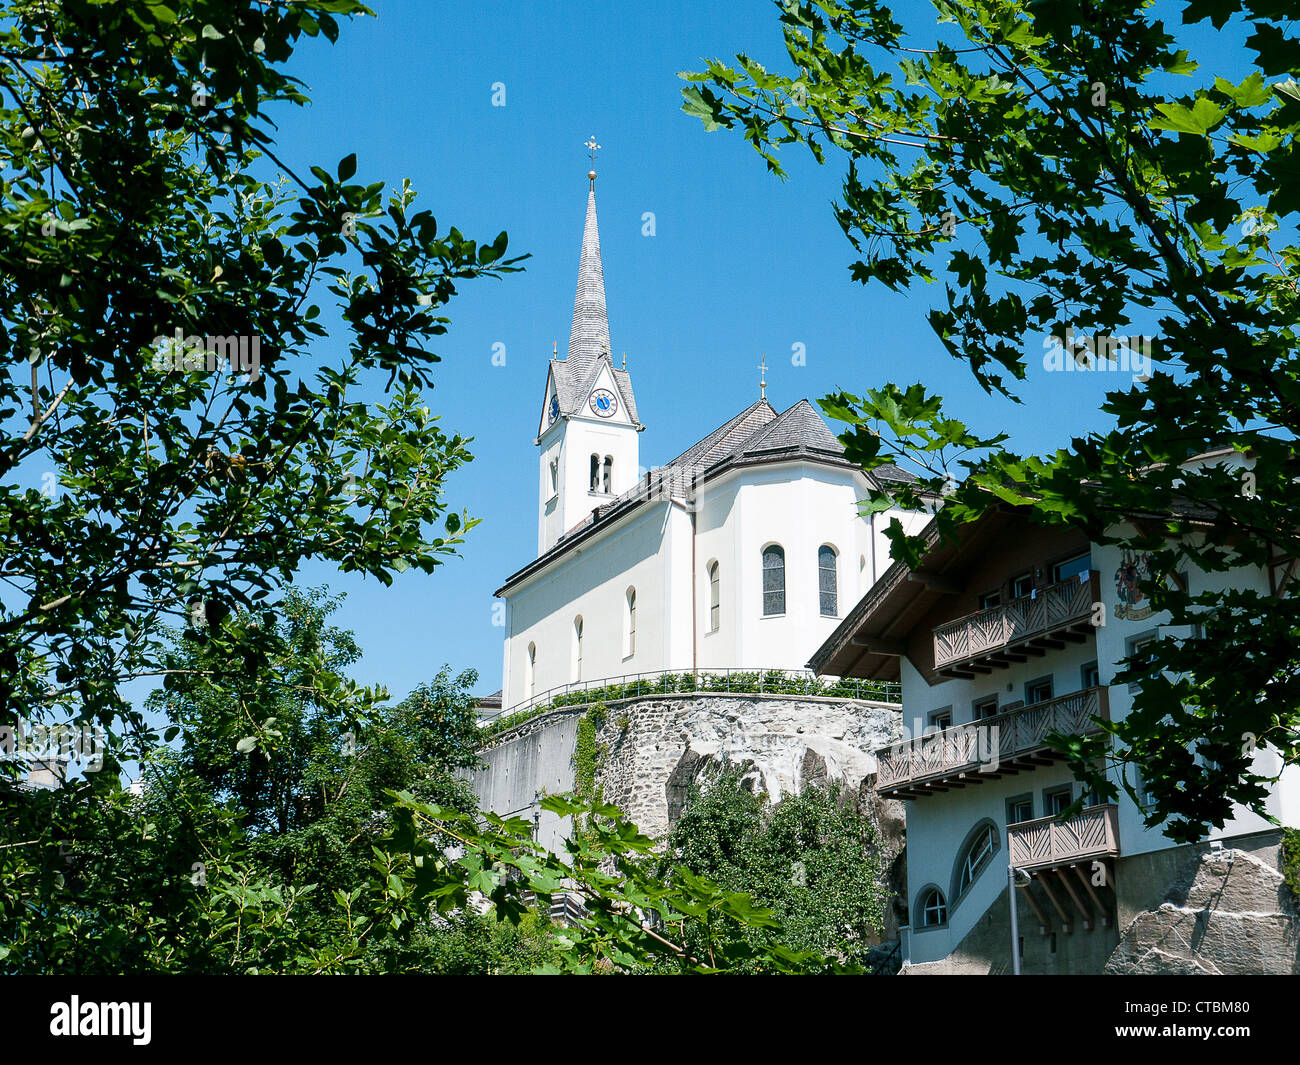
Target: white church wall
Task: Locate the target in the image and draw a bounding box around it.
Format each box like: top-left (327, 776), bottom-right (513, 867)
top-left (503, 502), bottom-right (671, 711)
top-left (694, 476), bottom-right (741, 669)
top-left (725, 462), bottom-right (866, 672)
top-left (555, 415), bottom-right (639, 546)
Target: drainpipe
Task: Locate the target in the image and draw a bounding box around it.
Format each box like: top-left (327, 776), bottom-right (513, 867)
top-left (1009, 861), bottom-right (1020, 975)
top-left (668, 487), bottom-right (698, 677)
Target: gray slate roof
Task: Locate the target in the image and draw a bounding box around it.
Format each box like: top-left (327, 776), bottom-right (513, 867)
top-left (498, 397), bottom-right (915, 595)
top-left (567, 184), bottom-right (611, 378)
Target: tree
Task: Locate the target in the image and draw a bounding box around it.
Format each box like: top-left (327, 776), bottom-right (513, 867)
top-left (659, 771), bottom-right (889, 970)
top-left (683, 0), bottom-right (1300, 840)
top-left (0, 0), bottom-right (523, 784)
top-left (0, 0), bottom-right (524, 972)
top-left (0, 583), bottom-right (491, 974)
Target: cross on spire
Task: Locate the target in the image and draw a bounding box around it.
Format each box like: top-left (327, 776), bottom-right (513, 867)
top-left (758, 355), bottom-right (768, 401)
top-left (585, 135), bottom-right (601, 166)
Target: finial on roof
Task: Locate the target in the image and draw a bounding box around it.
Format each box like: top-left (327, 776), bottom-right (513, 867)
top-left (758, 355), bottom-right (768, 401)
top-left (553, 340), bottom-right (558, 357)
top-left (622, 352), bottom-right (627, 370)
top-left (585, 135), bottom-right (600, 188)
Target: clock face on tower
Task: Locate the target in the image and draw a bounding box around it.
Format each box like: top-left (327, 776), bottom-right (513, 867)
top-left (589, 389), bottom-right (618, 418)
top-left (548, 394), bottom-right (560, 424)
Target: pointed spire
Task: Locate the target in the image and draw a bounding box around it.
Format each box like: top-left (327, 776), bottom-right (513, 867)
top-left (567, 168), bottom-right (611, 376)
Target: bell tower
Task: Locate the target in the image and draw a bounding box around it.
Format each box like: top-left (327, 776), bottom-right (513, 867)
top-left (537, 145), bottom-right (643, 555)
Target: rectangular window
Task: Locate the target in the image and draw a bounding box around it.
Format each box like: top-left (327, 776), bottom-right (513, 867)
top-left (979, 590), bottom-right (1001, 610)
top-left (929, 708), bottom-right (952, 732)
top-left (1025, 677), bottom-right (1054, 705)
top-left (1052, 552), bottom-right (1091, 584)
top-left (1011, 572), bottom-right (1034, 599)
top-left (1133, 766), bottom-right (1155, 808)
top-left (1126, 632), bottom-right (1159, 690)
top-left (1044, 785), bottom-right (1072, 816)
top-left (1081, 660), bottom-right (1100, 689)
top-left (1006, 795), bottom-right (1033, 825)
top-left (972, 695), bottom-right (998, 721)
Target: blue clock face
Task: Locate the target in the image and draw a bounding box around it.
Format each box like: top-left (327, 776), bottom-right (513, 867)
top-left (589, 389), bottom-right (618, 418)
top-left (549, 395), bottom-right (559, 424)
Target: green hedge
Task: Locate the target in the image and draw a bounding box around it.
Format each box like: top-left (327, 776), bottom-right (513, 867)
top-left (479, 672), bottom-right (899, 742)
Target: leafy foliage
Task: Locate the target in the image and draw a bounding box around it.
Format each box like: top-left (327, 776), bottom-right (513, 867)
top-left (658, 771), bottom-right (889, 970)
top-left (685, 0), bottom-right (1300, 839)
top-left (0, 0), bottom-right (522, 781)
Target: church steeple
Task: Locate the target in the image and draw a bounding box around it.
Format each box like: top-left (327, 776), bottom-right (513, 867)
top-left (567, 162), bottom-right (611, 376)
top-left (536, 151), bottom-right (642, 555)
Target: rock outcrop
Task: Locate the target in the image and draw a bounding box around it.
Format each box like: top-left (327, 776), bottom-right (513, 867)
top-left (1106, 846), bottom-right (1300, 974)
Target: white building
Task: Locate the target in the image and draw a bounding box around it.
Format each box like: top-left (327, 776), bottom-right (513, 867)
top-left (492, 171), bottom-right (925, 715)
top-left (811, 453), bottom-right (1300, 974)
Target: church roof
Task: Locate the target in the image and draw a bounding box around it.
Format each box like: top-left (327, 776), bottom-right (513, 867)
top-left (546, 176), bottom-right (641, 428)
top-left (497, 396), bottom-right (913, 596)
top-left (548, 356), bottom-right (640, 428)
top-left (567, 184), bottom-right (611, 377)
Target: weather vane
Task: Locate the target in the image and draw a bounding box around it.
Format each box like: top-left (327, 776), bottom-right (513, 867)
top-left (758, 355), bottom-right (768, 401)
top-left (585, 135), bottom-right (601, 166)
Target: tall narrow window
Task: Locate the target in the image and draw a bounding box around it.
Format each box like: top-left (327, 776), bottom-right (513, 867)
top-left (603, 455), bottom-right (613, 493)
top-left (526, 642), bottom-right (537, 701)
top-left (572, 616), bottom-right (583, 682)
top-left (590, 454), bottom-right (600, 491)
top-left (548, 459), bottom-right (559, 497)
top-left (624, 587), bottom-right (636, 657)
top-left (762, 545), bottom-right (785, 616)
top-left (708, 561), bottom-right (720, 633)
top-left (818, 545), bottom-right (838, 616)
top-left (956, 822), bottom-right (996, 896)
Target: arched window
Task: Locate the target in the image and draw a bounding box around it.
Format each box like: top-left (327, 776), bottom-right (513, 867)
top-left (526, 642), bottom-right (537, 701)
top-left (953, 820), bottom-right (998, 901)
top-left (572, 616), bottom-right (583, 682)
top-left (708, 560), bottom-right (720, 633)
top-left (762, 545), bottom-right (785, 616)
top-left (590, 454), bottom-right (600, 491)
top-left (603, 455), bottom-right (613, 494)
top-left (918, 887), bottom-right (947, 928)
top-left (819, 545), bottom-right (838, 617)
top-left (624, 587), bottom-right (637, 657)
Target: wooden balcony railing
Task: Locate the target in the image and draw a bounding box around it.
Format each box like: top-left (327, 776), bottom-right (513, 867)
top-left (875, 686), bottom-right (1109, 796)
top-left (932, 572), bottom-right (1098, 675)
top-left (1008, 803), bottom-right (1120, 871)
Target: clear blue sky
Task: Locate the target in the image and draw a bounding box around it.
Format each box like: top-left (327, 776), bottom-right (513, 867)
top-left (236, 0), bottom-right (1242, 703)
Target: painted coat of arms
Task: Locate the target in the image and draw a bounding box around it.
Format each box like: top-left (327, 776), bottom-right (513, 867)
top-left (1114, 550), bottom-right (1155, 621)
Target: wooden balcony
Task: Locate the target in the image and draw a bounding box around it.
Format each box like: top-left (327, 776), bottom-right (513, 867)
top-left (1008, 803), bottom-right (1120, 872)
top-left (932, 572), bottom-right (1099, 678)
top-left (875, 686), bottom-right (1109, 798)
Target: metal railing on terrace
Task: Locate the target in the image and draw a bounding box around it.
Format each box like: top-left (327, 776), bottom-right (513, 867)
top-left (478, 667), bottom-right (902, 736)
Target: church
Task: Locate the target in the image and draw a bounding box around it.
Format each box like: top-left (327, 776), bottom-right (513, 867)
top-left (492, 164), bottom-right (925, 716)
